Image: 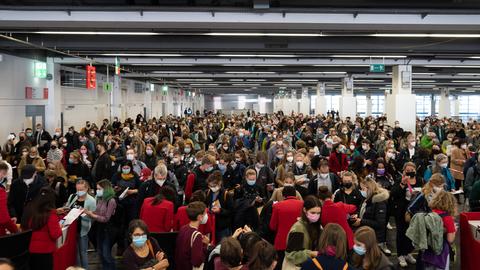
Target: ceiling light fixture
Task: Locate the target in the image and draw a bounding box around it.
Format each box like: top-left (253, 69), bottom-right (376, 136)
top-left (101, 53), bottom-right (183, 57)
top-left (152, 71), bottom-right (203, 74)
top-left (371, 33), bottom-right (480, 38)
top-left (189, 83), bottom-right (219, 86)
top-left (225, 71), bottom-right (276, 74)
top-left (34, 31), bottom-right (160, 35)
top-left (451, 80), bottom-right (480, 83)
top-left (298, 71), bottom-right (347, 74)
top-left (176, 79), bottom-right (213, 82)
top-left (218, 54), bottom-right (297, 58)
top-left (206, 32), bottom-right (324, 37)
top-left (330, 55), bottom-right (407, 58)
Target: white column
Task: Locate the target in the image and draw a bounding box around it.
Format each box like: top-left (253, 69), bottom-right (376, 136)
top-left (111, 74), bottom-right (122, 119)
top-left (453, 96), bottom-right (460, 117)
top-left (438, 88), bottom-right (451, 118)
top-left (299, 87), bottom-right (310, 115)
top-left (144, 83), bottom-right (152, 119)
top-left (315, 82), bottom-right (327, 116)
top-left (340, 76), bottom-right (357, 119)
top-left (258, 95), bottom-right (267, 114)
top-left (366, 94), bottom-right (373, 116)
top-left (387, 65), bottom-right (416, 133)
top-left (45, 57), bottom-right (62, 132)
top-left (284, 90), bottom-right (297, 114)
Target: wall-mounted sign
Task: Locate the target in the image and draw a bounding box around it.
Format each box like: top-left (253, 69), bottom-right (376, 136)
top-left (25, 87), bottom-right (48, 99)
top-left (369, 64), bottom-right (385, 73)
top-left (34, 62), bottom-right (47, 78)
top-left (103, 82), bottom-right (113, 92)
top-left (86, 65), bottom-right (96, 89)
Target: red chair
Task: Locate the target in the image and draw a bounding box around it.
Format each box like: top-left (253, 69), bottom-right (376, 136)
top-left (460, 212), bottom-right (480, 270)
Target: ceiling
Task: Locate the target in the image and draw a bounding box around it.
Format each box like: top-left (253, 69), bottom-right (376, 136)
top-left (1, 1), bottom-right (480, 95)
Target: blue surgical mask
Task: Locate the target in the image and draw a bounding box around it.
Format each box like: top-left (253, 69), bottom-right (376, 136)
top-left (218, 164), bottom-right (226, 172)
top-left (96, 189), bottom-right (104, 197)
top-left (353, 244), bottom-right (366, 256)
top-left (69, 158), bottom-right (75, 164)
top-left (77, 191), bottom-right (86, 197)
top-left (122, 168), bottom-right (131, 174)
top-left (360, 190), bottom-right (368, 198)
top-left (205, 166), bottom-right (214, 173)
top-left (132, 235), bottom-right (148, 248)
top-left (247, 179), bottom-right (256, 186)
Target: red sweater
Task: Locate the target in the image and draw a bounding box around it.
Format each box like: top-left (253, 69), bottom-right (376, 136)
top-left (174, 225), bottom-right (208, 270)
top-left (140, 197), bottom-right (174, 233)
top-left (269, 196), bottom-right (303, 250)
top-left (0, 187), bottom-right (17, 236)
top-left (320, 200), bottom-right (356, 249)
top-left (328, 152), bottom-right (348, 175)
top-left (29, 210), bottom-right (63, 254)
top-left (174, 206), bottom-right (213, 236)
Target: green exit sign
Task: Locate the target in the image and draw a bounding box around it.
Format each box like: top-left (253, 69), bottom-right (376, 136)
top-left (369, 64), bottom-right (385, 73)
top-left (103, 82), bottom-right (113, 92)
top-left (34, 62), bottom-right (47, 78)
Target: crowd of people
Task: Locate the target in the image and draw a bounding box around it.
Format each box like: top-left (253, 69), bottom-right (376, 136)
top-left (0, 111), bottom-right (479, 270)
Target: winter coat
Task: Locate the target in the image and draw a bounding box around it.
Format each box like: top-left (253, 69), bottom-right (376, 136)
top-left (359, 188), bottom-right (389, 243)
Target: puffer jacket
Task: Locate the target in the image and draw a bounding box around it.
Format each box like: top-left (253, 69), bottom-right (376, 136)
top-left (359, 187), bottom-right (389, 242)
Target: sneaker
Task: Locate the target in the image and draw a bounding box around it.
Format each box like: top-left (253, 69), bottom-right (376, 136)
top-left (379, 243), bottom-right (392, 255)
top-left (387, 222), bottom-right (394, 230)
top-left (406, 254), bottom-right (417, 264)
top-left (398, 256), bottom-right (408, 268)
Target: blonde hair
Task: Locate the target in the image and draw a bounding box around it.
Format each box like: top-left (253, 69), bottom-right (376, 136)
top-left (422, 173), bottom-right (445, 195)
top-left (245, 169), bottom-right (257, 179)
top-left (342, 171), bottom-right (358, 186)
top-left (429, 190), bottom-right (457, 216)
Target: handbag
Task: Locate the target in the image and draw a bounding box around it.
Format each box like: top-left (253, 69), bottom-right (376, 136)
top-left (139, 240), bottom-right (159, 268)
top-left (191, 231), bottom-right (205, 270)
top-left (281, 256), bottom-right (300, 270)
top-left (422, 240), bottom-right (450, 269)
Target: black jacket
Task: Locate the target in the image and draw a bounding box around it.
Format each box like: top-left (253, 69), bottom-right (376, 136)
top-left (8, 176), bottom-right (47, 221)
top-left (92, 152), bottom-right (112, 183)
top-left (360, 188), bottom-right (389, 243)
top-left (192, 166), bottom-right (211, 192)
top-left (137, 178), bottom-right (177, 212)
top-left (205, 188), bottom-right (234, 231)
top-left (169, 163), bottom-right (189, 189)
top-left (333, 188), bottom-right (364, 214)
top-left (308, 172), bottom-right (340, 196)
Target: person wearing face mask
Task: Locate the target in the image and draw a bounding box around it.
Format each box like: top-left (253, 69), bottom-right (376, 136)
top-left (124, 149), bottom-right (148, 176)
top-left (187, 154), bottom-right (216, 196)
top-left (84, 180), bottom-right (117, 270)
top-left (352, 226), bottom-right (394, 270)
top-left (247, 151), bottom-right (275, 196)
top-left (137, 164), bottom-right (178, 213)
top-left (8, 164), bottom-right (46, 224)
top-left (33, 123), bottom-right (52, 156)
top-left (64, 180), bottom-right (96, 269)
top-left (424, 154), bottom-right (455, 191)
top-left (139, 188), bottom-right (175, 233)
top-left (359, 139), bottom-right (377, 173)
top-left (64, 126), bottom-right (80, 150)
top-left (18, 146), bottom-right (46, 176)
top-left (66, 151), bottom-right (92, 193)
top-left (333, 171), bottom-right (364, 212)
top-left (269, 186), bottom-right (303, 266)
top-left (270, 173), bottom-right (303, 202)
top-left (308, 157), bottom-right (340, 196)
top-left (328, 143), bottom-right (349, 176)
top-left (206, 172), bottom-right (234, 242)
top-left (46, 140), bottom-right (63, 164)
top-left (390, 162), bottom-right (423, 267)
top-left (92, 143), bottom-right (112, 185)
top-left (450, 139), bottom-right (469, 190)
top-left (292, 153), bottom-right (312, 198)
top-left (0, 162), bottom-right (18, 236)
top-left (398, 134), bottom-right (420, 166)
top-left (267, 135), bottom-right (285, 167)
top-left (283, 196), bottom-right (322, 268)
top-left (168, 150), bottom-right (189, 194)
top-left (465, 152), bottom-right (480, 200)
top-left (233, 169), bottom-right (266, 231)
top-left (122, 219), bottom-right (169, 270)
top-left (142, 144), bottom-right (158, 170)
top-left (14, 131), bottom-right (32, 157)
top-left (175, 201), bottom-right (212, 270)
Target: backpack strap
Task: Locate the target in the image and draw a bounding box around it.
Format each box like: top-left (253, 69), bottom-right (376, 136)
top-left (312, 258), bottom-right (323, 270)
top-left (190, 231), bottom-right (201, 248)
top-left (147, 239), bottom-right (155, 258)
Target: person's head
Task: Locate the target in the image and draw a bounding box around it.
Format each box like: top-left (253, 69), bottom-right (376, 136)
top-left (96, 142), bottom-right (107, 154)
top-left (402, 162), bottom-right (417, 178)
top-left (359, 176), bottom-right (379, 200)
top-left (154, 163), bottom-right (168, 186)
top-left (318, 223), bottom-right (348, 260)
top-left (0, 258), bottom-right (14, 270)
top-left (21, 187), bottom-right (56, 231)
top-left (127, 219), bottom-right (150, 248)
top-left (69, 151), bottom-right (81, 165)
top-left (317, 186), bottom-right (333, 201)
top-left (220, 237), bottom-right (243, 269)
top-left (362, 139), bottom-right (370, 151)
top-left (375, 158), bottom-right (386, 176)
top-left (256, 151), bottom-right (267, 166)
top-left (407, 134), bottom-right (416, 148)
top-left (281, 186), bottom-right (297, 199)
top-left (294, 153), bottom-right (305, 169)
top-left (29, 146), bottom-right (39, 158)
top-left (126, 148), bottom-right (136, 161)
top-left (186, 201), bottom-right (208, 224)
top-left (429, 190), bottom-right (457, 216)
top-left (434, 154), bottom-right (449, 169)
top-left (76, 180), bottom-right (90, 198)
top-left (423, 173), bottom-right (446, 196)
top-left (245, 169), bottom-right (257, 186)
top-left (201, 154), bottom-right (216, 173)
top-left (247, 241), bottom-right (277, 270)
top-left (145, 144), bottom-right (156, 157)
top-left (190, 190), bottom-right (207, 203)
top-left (21, 164), bottom-right (36, 182)
top-left (341, 171), bottom-right (357, 189)
top-left (283, 172), bottom-right (295, 187)
top-left (318, 158), bottom-right (330, 174)
top-left (353, 226), bottom-right (382, 269)
top-left (96, 179), bottom-right (115, 201)
top-left (302, 195), bottom-right (322, 224)
top-left (207, 171), bottom-right (223, 193)
top-left (285, 150), bottom-right (295, 163)
top-left (0, 162), bottom-right (8, 182)
top-left (121, 161), bottom-right (133, 175)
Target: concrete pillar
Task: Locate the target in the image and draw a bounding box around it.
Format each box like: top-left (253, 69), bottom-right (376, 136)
top-left (299, 87), bottom-right (310, 115)
top-left (111, 74), bottom-right (122, 120)
top-left (387, 65), bottom-right (416, 133)
top-left (453, 96), bottom-right (460, 117)
top-left (315, 82), bottom-right (327, 116)
top-left (144, 83), bottom-right (152, 119)
top-left (273, 94), bottom-right (283, 113)
top-left (340, 76), bottom-right (357, 119)
top-left (366, 94), bottom-right (373, 116)
top-left (258, 95), bottom-right (267, 114)
top-left (430, 94), bottom-right (436, 117)
top-left (45, 57), bottom-right (62, 132)
top-left (438, 88), bottom-right (451, 118)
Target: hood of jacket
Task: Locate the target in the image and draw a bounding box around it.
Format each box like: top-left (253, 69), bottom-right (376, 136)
top-left (372, 187), bottom-right (390, 203)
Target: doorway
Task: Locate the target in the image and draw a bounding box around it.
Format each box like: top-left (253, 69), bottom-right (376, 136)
top-left (25, 105), bottom-right (45, 130)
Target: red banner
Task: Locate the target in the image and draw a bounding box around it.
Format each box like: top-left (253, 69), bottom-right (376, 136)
top-left (86, 65), bottom-right (96, 89)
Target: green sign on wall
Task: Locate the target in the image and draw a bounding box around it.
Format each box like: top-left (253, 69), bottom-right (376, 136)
top-left (34, 62), bottom-right (47, 78)
top-left (103, 82), bottom-right (113, 92)
top-left (369, 64), bottom-right (385, 73)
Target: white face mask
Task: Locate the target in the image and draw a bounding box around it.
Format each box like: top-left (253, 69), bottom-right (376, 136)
top-left (126, 154), bottom-right (135, 161)
top-left (210, 186), bottom-right (220, 193)
top-left (286, 156), bottom-right (294, 162)
top-left (156, 179), bottom-right (166, 186)
top-left (410, 141), bottom-right (416, 147)
top-left (296, 161), bottom-right (304, 168)
top-left (283, 183), bottom-right (294, 187)
top-left (200, 213), bottom-right (208, 224)
top-left (24, 177), bottom-right (34, 185)
top-left (320, 173), bottom-right (329, 178)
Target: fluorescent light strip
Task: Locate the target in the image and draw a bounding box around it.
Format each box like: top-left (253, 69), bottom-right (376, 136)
top-left (298, 71), bottom-right (347, 74)
top-left (412, 73), bottom-right (436, 75)
top-left (189, 83), bottom-right (219, 86)
top-left (371, 33), bottom-right (480, 38)
top-left (225, 71), bottom-right (276, 74)
top-left (101, 53), bottom-right (183, 57)
top-left (206, 33), bottom-right (324, 37)
top-left (414, 80), bottom-right (436, 83)
top-left (354, 80), bottom-right (385, 82)
top-left (456, 73), bottom-right (480, 76)
top-left (176, 79), bottom-right (213, 82)
top-left (35, 31), bottom-right (159, 35)
top-left (218, 54), bottom-right (297, 58)
top-left (232, 84), bottom-right (262, 86)
top-left (330, 55), bottom-right (406, 58)
top-left (313, 64), bottom-right (370, 67)
top-left (423, 65), bottom-right (480, 68)
top-left (152, 71), bottom-right (203, 73)
top-left (282, 79), bottom-right (318, 82)
top-left (222, 64), bottom-right (285, 67)
top-left (451, 80), bottom-right (480, 83)
top-left (229, 79), bottom-right (244, 82)
top-left (246, 79), bottom-right (267, 82)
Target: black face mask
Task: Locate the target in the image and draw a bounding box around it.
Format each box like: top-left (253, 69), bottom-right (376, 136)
top-left (406, 171), bottom-right (416, 178)
top-left (343, 182), bottom-right (353, 189)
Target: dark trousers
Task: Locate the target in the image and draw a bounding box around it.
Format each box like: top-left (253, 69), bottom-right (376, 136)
top-left (29, 253), bottom-right (53, 270)
top-left (275, 250), bottom-right (285, 270)
top-left (395, 213), bottom-right (413, 256)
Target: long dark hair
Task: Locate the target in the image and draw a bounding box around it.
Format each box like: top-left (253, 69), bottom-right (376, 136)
top-left (301, 195), bottom-right (322, 249)
top-left (21, 187), bottom-right (56, 231)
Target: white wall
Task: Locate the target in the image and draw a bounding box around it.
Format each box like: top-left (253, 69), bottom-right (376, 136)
top-left (0, 53), bottom-right (205, 140)
top-left (204, 94), bottom-right (274, 114)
